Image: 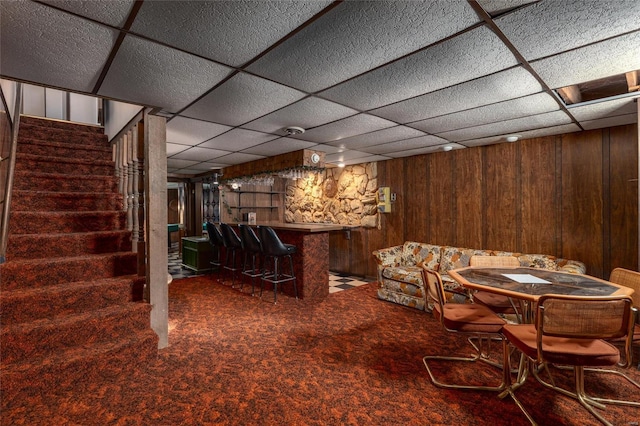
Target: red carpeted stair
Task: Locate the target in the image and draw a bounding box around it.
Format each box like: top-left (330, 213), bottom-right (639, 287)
top-left (0, 116), bottom-right (158, 403)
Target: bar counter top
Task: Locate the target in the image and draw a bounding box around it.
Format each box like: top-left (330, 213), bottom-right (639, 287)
top-left (226, 222), bottom-right (357, 233)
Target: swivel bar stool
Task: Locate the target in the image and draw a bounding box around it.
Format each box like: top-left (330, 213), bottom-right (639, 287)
top-left (238, 224), bottom-right (262, 295)
top-left (220, 223), bottom-right (242, 287)
top-left (205, 222), bottom-right (225, 281)
top-left (258, 226), bottom-right (298, 304)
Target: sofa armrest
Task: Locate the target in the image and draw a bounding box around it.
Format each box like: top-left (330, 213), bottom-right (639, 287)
top-left (372, 245), bottom-right (403, 267)
top-left (556, 259), bottom-right (587, 274)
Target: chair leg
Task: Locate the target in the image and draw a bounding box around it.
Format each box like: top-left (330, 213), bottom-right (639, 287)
top-left (498, 340), bottom-right (537, 425)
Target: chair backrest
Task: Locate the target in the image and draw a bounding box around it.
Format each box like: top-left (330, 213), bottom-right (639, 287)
top-left (238, 224), bottom-right (261, 252)
top-left (220, 223), bottom-right (242, 249)
top-left (206, 222), bottom-right (224, 248)
top-left (258, 226), bottom-right (289, 257)
top-left (609, 268), bottom-right (640, 308)
top-left (470, 255), bottom-right (520, 267)
top-left (536, 295), bottom-right (633, 350)
top-left (420, 265), bottom-right (447, 322)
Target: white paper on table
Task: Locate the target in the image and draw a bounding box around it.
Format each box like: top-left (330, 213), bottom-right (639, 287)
top-left (502, 274), bottom-right (551, 284)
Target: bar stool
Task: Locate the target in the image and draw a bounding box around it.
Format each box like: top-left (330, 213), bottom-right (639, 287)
top-left (258, 226), bottom-right (297, 304)
top-left (238, 224), bottom-right (262, 295)
top-left (220, 223), bottom-right (242, 287)
top-left (205, 222), bottom-right (224, 281)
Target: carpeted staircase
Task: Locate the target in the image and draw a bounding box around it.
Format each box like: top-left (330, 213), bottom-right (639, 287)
top-left (0, 116), bottom-right (158, 402)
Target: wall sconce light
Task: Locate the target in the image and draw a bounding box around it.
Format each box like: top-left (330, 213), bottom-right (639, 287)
top-left (506, 135), bottom-right (519, 142)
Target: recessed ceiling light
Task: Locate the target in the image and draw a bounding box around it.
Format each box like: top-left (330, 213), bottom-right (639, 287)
top-left (338, 162), bottom-right (345, 168)
top-left (506, 135), bottom-right (519, 142)
top-left (283, 126), bottom-right (305, 136)
top-left (442, 145), bottom-right (453, 152)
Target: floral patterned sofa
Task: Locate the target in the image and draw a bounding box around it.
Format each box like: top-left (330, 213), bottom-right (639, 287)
top-left (372, 241), bottom-right (586, 311)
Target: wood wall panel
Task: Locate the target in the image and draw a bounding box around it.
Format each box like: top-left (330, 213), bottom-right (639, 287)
top-left (404, 155), bottom-right (429, 243)
top-left (454, 148), bottom-right (483, 248)
top-left (561, 130), bottom-right (604, 277)
top-left (483, 143), bottom-right (518, 251)
top-left (380, 158), bottom-right (405, 248)
top-left (609, 124), bottom-right (639, 273)
top-left (427, 152), bottom-right (455, 245)
top-left (519, 137), bottom-right (557, 255)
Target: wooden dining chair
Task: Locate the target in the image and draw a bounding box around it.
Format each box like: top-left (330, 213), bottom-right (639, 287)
top-left (501, 294), bottom-right (636, 426)
top-left (420, 265), bottom-right (510, 392)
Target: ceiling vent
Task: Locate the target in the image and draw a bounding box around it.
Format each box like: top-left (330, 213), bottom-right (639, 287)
top-left (283, 126), bottom-right (305, 136)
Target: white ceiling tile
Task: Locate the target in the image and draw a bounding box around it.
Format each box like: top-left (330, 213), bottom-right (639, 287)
top-left (39, 0), bottom-right (134, 27)
top-left (166, 143), bottom-right (190, 156)
top-left (339, 155), bottom-right (392, 166)
top-left (171, 147), bottom-right (231, 162)
top-left (243, 97), bottom-right (358, 134)
top-left (242, 138), bottom-right (317, 156)
top-left (167, 159), bottom-right (199, 168)
top-left (371, 66), bottom-right (543, 123)
top-left (308, 144), bottom-right (343, 154)
top-left (131, 1), bottom-right (332, 67)
top-left (462, 123), bottom-right (581, 147)
top-left (476, 0), bottom-right (537, 16)
top-left (531, 31), bottom-right (640, 89)
top-left (0, 1), bottom-right (117, 92)
top-left (495, 0), bottom-right (640, 61)
top-left (320, 26), bottom-right (519, 111)
top-left (247, 0), bottom-right (479, 92)
top-left (325, 150), bottom-right (375, 163)
top-left (181, 72), bottom-right (305, 126)
top-left (98, 34), bottom-right (233, 112)
top-left (437, 110), bottom-right (572, 142)
top-left (411, 92), bottom-right (559, 134)
top-left (327, 126), bottom-right (427, 150)
top-left (167, 117), bottom-right (231, 145)
top-left (580, 113), bottom-right (638, 130)
top-left (214, 152), bottom-right (265, 165)
top-left (364, 135), bottom-right (448, 155)
top-left (569, 97), bottom-right (640, 122)
top-left (199, 128), bottom-right (279, 151)
top-left (385, 143), bottom-right (466, 158)
top-left (297, 114), bottom-right (397, 143)
top-left (183, 162), bottom-right (221, 172)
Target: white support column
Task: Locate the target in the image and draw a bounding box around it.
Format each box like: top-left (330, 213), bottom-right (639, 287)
top-left (144, 114), bottom-right (168, 349)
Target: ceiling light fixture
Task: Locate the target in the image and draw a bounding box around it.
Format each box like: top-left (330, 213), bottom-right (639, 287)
top-left (338, 162), bottom-right (345, 168)
top-left (442, 145), bottom-right (453, 152)
top-left (506, 135), bottom-right (519, 142)
top-left (283, 126), bottom-right (305, 136)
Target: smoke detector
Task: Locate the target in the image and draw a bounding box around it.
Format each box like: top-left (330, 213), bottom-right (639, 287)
top-left (283, 126), bottom-right (305, 136)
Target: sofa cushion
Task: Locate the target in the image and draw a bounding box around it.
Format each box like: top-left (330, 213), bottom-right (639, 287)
top-left (377, 287), bottom-right (427, 311)
top-left (379, 278), bottom-right (425, 298)
top-left (401, 242), bottom-right (441, 268)
top-left (517, 253), bottom-right (558, 270)
top-left (439, 246), bottom-right (492, 275)
top-left (381, 266), bottom-right (423, 286)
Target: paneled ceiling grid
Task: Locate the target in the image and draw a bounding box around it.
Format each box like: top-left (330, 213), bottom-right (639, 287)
top-left (0, 0), bottom-right (638, 175)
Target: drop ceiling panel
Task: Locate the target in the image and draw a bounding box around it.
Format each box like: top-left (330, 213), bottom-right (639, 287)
top-left (569, 97), bottom-right (639, 123)
top-left (131, 1), bottom-right (331, 67)
top-left (437, 110), bottom-right (572, 142)
top-left (320, 26), bottom-right (519, 111)
top-left (199, 128), bottom-right (279, 151)
top-left (411, 92), bottom-right (559, 134)
top-left (167, 117), bottom-right (231, 145)
top-left (247, 0), bottom-right (479, 92)
top-left (214, 152), bottom-right (265, 165)
top-left (181, 72), bottom-right (305, 126)
top-left (364, 135), bottom-right (449, 155)
top-left (171, 147), bottom-right (231, 162)
top-left (341, 155), bottom-right (391, 166)
top-left (326, 126), bottom-right (427, 150)
top-left (580, 113), bottom-right (638, 130)
top-left (308, 144), bottom-right (343, 154)
top-left (476, 0), bottom-right (537, 16)
top-left (495, 0), bottom-right (640, 61)
top-left (99, 35), bottom-right (233, 112)
top-left (531, 31), bottom-right (640, 89)
top-left (243, 97), bottom-right (358, 134)
top-left (242, 138), bottom-right (317, 156)
top-left (39, 0), bottom-right (134, 27)
top-left (0, 1), bottom-right (117, 92)
top-left (166, 143), bottom-right (190, 156)
top-left (325, 150), bottom-right (376, 163)
top-left (385, 144), bottom-right (465, 158)
top-left (462, 123), bottom-right (581, 147)
top-left (167, 159), bottom-right (199, 169)
top-left (295, 114), bottom-right (397, 143)
top-left (181, 162), bottom-right (220, 172)
top-left (371, 66), bottom-right (543, 123)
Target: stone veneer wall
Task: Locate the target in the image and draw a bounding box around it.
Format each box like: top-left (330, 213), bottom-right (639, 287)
top-left (284, 163), bottom-right (379, 228)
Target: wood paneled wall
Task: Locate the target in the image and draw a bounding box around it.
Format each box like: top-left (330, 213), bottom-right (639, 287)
top-left (329, 124), bottom-right (638, 280)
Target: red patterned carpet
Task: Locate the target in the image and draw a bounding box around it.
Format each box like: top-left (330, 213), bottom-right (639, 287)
top-left (2, 276), bottom-right (639, 425)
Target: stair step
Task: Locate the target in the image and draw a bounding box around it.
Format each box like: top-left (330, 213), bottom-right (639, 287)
top-left (18, 122), bottom-right (108, 146)
top-left (13, 170), bottom-right (118, 192)
top-left (9, 210), bottom-right (127, 234)
top-left (6, 230), bottom-right (133, 260)
top-left (17, 137), bottom-right (112, 161)
top-left (0, 303), bottom-right (151, 365)
top-left (11, 190), bottom-right (123, 212)
top-left (0, 328), bottom-right (158, 402)
top-left (0, 252), bottom-right (138, 291)
top-left (0, 276), bottom-right (141, 324)
top-left (19, 115), bottom-right (105, 134)
top-left (15, 153), bottom-right (114, 176)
